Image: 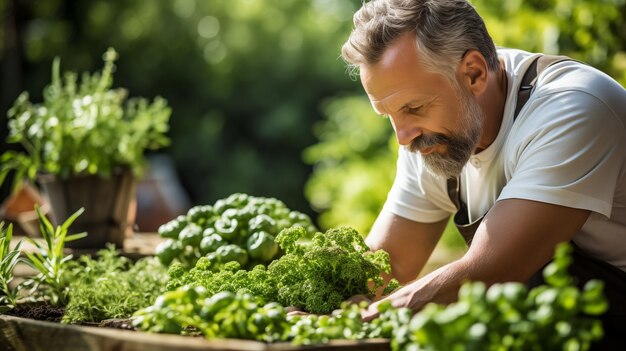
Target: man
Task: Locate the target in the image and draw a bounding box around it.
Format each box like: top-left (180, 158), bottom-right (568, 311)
top-left (341, 0), bottom-right (626, 347)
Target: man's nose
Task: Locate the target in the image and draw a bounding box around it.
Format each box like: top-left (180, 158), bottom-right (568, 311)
top-left (390, 115), bottom-right (422, 146)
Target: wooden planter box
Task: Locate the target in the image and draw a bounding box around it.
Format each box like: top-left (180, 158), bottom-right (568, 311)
top-left (4, 234), bottom-right (392, 350)
top-left (0, 315), bottom-right (391, 351)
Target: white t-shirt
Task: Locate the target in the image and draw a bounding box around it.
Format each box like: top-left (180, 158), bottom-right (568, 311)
top-left (383, 48), bottom-right (626, 271)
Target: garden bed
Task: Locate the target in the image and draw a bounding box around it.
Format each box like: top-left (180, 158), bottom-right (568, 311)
top-left (5, 231), bottom-right (391, 350)
top-left (0, 314), bottom-right (390, 351)
top-left (2, 201), bottom-right (608, 351)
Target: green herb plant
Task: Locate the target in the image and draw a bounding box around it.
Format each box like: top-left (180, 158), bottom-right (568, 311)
top-left (166, 225), bottom-right (395, 314)
top-left (268, 225), bottom-right (393, 314)
top-left (134, 290), bottom-right (403, 344)
top-left (62, 245), bottom-right (168, 324)
top-left (0, 223), bottom-right (23, 313)
top-left (133, 287), bottom-right (408, 344)
top-left (0, 47), bottom-right (171, 191)
top-left (22, 206), bottom-right (86, 306)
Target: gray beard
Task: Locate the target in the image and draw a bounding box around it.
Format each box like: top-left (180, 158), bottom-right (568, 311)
top-left (405, 88), bottom-right (484, 179)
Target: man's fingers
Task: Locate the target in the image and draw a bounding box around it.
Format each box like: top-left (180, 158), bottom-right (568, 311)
top-left (344, 294), bottom-right (373, 306)
top-left (285, 306), bottom-right (303, 313)
top-left (285, 306), bottom-right (311, 317)
top-left (360, 302), bottom-right (380, 322)
top-left (287, 310), bottom-right (311, 317)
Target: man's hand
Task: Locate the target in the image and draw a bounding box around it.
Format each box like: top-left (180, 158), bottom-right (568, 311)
top-left (361, 260), bottom-right (465, 321)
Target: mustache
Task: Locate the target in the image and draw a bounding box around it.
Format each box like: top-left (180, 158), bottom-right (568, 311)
top-left (407, 133), bottom-right (452, 153)
top-left (407, 132), bottom-right (474, 163)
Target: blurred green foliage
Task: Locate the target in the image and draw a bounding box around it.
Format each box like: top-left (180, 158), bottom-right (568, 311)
top-left (0, 0), bottom-right (362, 214)
top-left (477, 0), bottom-right (626, 82)
top-left (303, 95), bottom-right (396, 234)
top-left (1, 0), bottom-right (625, 241)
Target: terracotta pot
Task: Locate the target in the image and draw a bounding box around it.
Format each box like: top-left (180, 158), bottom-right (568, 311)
top-left (37, 169), bottom-right (137, 249)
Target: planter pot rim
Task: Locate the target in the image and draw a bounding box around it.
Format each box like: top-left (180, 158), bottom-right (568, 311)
top-left (37, 167), bottom-right (134, 182)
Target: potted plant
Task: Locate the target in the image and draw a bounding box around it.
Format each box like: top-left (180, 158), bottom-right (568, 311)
top-left (0, 48), bottom-right (171, 249)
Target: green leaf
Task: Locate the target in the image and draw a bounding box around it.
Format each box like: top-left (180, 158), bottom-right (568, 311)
top-left (65, 232), bottom-right (88, 242)
top-left (35, 205), bottom-right (55, 250)
top-left (24, 252), bottom-right (47, 274)
top-left (60, 207), bottom-right (85, 232)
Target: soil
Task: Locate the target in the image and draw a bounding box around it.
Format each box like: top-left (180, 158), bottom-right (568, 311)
top-left (5, 304), bottom-right (135, 330)
top-left (6, 303), bottom-right (65, 323)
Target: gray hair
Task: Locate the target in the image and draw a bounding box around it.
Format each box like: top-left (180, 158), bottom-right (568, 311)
top-left (342, 0), bottom-right (499, 82)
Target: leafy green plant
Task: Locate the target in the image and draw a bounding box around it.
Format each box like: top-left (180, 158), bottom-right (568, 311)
top-left (0, 223), bottom-right (23, 313)
top-left (156, 193), bottom-right (317, 269)
top-left (166, 225), bottom-right (395, 315)
top-left (391, 243), bottom-right (607, 351)
top-left (21, 206), bottom-right (86, 306)
top-left (268, 225), bottom-right (393, 314)
top-left (62, 246), bottom-right (168, 324)
top-left (137, 242), bottom-right (606, 350)
top-left (134, 289), bottom-right (289, 342)
top-left (0, 47), bottom-right (171, 191)
top-left (134, 290), bottom-right (387, 344)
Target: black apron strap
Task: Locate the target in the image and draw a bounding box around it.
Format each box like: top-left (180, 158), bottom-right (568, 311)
top-left (446, 178), bottom-right (477, 245)
top-left (514, 55), bottom-right (571, 118)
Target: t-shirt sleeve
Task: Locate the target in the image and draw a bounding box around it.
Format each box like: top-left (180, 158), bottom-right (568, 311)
top-left (499, 90), bottom-right (625, 218)
top-left (383, 147), bottom-right (456, 223)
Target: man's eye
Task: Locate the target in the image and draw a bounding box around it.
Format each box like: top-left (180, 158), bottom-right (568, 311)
top-left (406, 106), bottom-right (422, 114)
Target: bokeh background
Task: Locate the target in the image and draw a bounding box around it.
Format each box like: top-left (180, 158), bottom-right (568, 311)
top-left (2, 0), bottom-right (625, 241)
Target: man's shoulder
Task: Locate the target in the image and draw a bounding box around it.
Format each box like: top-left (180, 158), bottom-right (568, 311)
top-left (503, 52), bottom-right (626, 162)
top-left (534, 60), bottom-right (626, 112)
top-left (499, 47), bottom-right (625, 102)
top-left (498, 47), bottom-right (626, 128)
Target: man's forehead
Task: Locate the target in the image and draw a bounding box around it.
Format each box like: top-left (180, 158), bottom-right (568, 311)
top-left (377, 32), bottom-right (421, 68)
top-left (360, 62), bottom-right (425, 104)
top-left (359, 33), bottom-right (424, 93)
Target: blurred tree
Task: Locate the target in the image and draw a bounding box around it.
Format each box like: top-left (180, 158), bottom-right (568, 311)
top-left (0, 0), bottom-right (363, 217)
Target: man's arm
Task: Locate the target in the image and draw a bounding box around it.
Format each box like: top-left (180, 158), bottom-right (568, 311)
top-left (366, 210), bottom-right (449, 285)
top-left (363, 198), bottom-right (590, 320)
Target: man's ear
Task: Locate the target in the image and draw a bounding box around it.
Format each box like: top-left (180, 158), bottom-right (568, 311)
top-left (458, 49), bottom-right (488, 96)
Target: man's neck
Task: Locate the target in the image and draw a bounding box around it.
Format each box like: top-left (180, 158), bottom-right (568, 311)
top-left (475, 58), bottom-right (508, 153)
